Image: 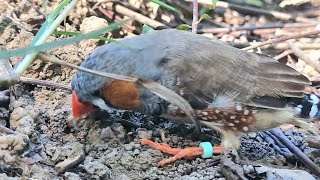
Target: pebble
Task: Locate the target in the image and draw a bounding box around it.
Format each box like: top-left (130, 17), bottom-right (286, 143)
top-left (243, 164), bottom-right (254, 174)
top-left (124, 142), bottom-right (134, 151)
top-left (133, 149), bottom-right (140, 155)
top-left (248, 132), bottom-right (257, 138)
top-left (137, 130), bottom-right (153, 139)
top-left (101, 127), bottom-right (115, 140)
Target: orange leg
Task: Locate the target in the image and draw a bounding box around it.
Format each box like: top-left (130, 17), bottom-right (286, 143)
top-left (140, 139), bottom-right (224, 167)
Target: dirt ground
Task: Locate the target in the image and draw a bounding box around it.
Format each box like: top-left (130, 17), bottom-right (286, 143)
top-left (1, 0), bottom-right (320, 179)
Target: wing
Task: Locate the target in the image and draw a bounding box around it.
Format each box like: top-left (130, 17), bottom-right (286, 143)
top-left (158, 30), bottom-right (310, 109)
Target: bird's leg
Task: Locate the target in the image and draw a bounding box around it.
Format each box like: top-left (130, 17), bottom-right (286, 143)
top-left (140, 139), bottom-right (224, 167)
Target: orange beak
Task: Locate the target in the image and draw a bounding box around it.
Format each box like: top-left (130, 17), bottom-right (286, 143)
top-left (72, 91), bottom-right (94, 118)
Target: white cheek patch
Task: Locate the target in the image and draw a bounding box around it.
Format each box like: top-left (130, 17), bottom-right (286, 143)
top-left (91, 97), bottom-right (115, 112)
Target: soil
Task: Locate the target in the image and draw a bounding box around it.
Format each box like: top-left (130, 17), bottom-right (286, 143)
top-left (1, 0), bottom-right (320, 179)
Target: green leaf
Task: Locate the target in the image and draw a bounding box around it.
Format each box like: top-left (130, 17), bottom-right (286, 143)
top-left (148, 0), bottom-right (180, 13)
top-left (199, 14), bottom-right (212, 23)
top-left (142, 24), bottom-right (155, 34)
top-left (176, 24), bottom-right (191, 31)
top-left (226, 0), bottom-right (264, 8)
top-left (211, 0), bottom-right (218, 9)
top-left (0, 20), bottom-right (129, 59)
top-left (245, 0), bottom-right (264, 8)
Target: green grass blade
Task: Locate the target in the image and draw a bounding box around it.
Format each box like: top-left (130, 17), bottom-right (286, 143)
top-left (148, 0), bottom-right (180, 13)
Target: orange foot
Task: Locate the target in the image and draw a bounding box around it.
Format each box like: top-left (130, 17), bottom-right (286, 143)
top-left (140, 139), bottom-right (224, 167)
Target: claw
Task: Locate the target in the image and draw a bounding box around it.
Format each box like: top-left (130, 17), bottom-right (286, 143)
top-left (140, 139), bottom-right (224, 167)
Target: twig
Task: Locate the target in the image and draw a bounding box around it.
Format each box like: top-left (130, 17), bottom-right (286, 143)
top-left (37, 53), bottom-right (137, 82)
top-left (192, 0), bottom-right (198, 33)
top-left (97, 7), bottom-right (136, 32)
top-left (288, 41), bottom-right (320, 73)
top-left (20, 77), bottom-right (71, 91)
top-left (166, 0), bottom-right (222, 27)
top-left (274, 50), bottom-right (293, 61)
top-left (0, 125), bottom-right (18, 135)
top-left (104, 3), bottom-right (168, 29)
top-left (273, 42), bottom-right (320, 50)
top-left (198, 23), bottom-right (316, 34)
top-left (242, 29), bottom-right (320, 51)
top-left (271, 128), bottom-right (320, 177)
top-left (187, 0), bottom-right (316, 23)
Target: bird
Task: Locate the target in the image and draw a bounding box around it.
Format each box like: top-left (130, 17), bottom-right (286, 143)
top-left (71, 29), bottom-right (317, 152)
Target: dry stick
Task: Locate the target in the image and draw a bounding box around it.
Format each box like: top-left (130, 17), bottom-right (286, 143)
top-left (242, 29), bottom-right (320, 51)
top-left (273, 42), bottom-right (320, 50)
top-left (97, 7), bottom-right (136, 32)
top-left (37, 53), bottom-right (137, 83)
top-left (0, 125), bottom-right (18, 135)
top-left (192, 0), bottom-right (198, 33)
top-left (107, 3), bottom-right (167, 29)
top-left (166, 0), bottom-right (222, 27)
top-left (274, 50), bottom-right (293, 61)
top-left (288, 41), bottom-right (320, 73)
top-left (20, 77), bottom-right (71, 91)
top-left (271, 128), bottom-right (320, 177)
top-left (188, 0), bottom-right (316, 23)
top-left (198, 23), bottom-right (316, 34)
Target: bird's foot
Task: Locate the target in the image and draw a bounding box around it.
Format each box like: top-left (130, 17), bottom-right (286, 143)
top-left (140, 139), bottom-right (224, 167)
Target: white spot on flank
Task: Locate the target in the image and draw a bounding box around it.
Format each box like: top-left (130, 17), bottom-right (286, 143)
top-left (228, 123), bottom-right (234, 126)
top-left (234, 120), bottom-right (240, 123)
top-left (215, 110), bottom-right (220, 113)
top-left (244, 110), bottom-right (249, 115)
top-left (202, 117), bottom-right (208, 120)
top-left (202, 111), bottom-right (208, 116)
top-left (241, 118), bottom-right (246, 122)
top-left (179, 89), bottom-right (184, 96)
top-left (236, 104), bottom-right (242, 111)
top-left (176, 77), bottom-right (181, 86)
top-left (242, 126), bottom-right (249, 131)
top-left (230, 115), bottom-right (236, 119)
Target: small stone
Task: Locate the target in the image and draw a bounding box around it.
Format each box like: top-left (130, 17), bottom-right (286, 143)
top-left (64, 172), bottom-right (81, 180)
top-left (137, 130), bottom-right (152, 139)
top-left (81, 156), bottom-right (111, 178)
top-left (101, 127), bottom-right (115, 140)
top-left (243, 165), bottom-right (254, 174)
top-left (80, 16), bottom-right (108, 34)
top-left (133, 149), bottom-right (140, 155)
top-left (248, 132), bottom-right (257, 138)
top-left (124, 142), bottom-right (134, 151)
top-left (111, 123), bottom-right (126, 140)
